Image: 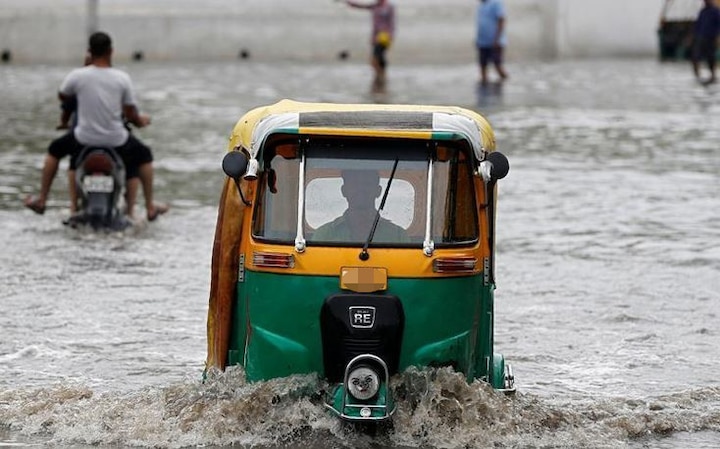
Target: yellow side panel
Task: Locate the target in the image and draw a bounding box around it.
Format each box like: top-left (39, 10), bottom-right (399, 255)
top-left (206, 178), bottom-right (247, 370)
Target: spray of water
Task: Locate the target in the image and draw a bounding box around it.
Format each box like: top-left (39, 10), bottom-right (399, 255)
top-left (2, 366), bottom-right (720, 448)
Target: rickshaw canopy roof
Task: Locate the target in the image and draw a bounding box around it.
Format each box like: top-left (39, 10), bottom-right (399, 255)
top-left (230, 100), bottom-right (497, 161)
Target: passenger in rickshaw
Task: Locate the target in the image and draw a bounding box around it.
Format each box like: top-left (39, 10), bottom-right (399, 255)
top-left (312, 169), bottom-right (408, 243)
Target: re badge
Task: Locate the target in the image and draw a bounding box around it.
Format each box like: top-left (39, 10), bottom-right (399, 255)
top-left (349, 306), bottom-right (376, 329)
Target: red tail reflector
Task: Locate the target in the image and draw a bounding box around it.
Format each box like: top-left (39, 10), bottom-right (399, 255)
top-left (432, 257), bottom-right (477, 273)
top-left (253, 251), bottom-right (295, 268)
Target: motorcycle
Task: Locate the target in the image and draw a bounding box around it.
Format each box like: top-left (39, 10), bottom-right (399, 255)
top-left (64, 145), bottom-right (132, 231)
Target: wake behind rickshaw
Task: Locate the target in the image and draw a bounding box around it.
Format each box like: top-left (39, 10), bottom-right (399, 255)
top-left (206, 99), bottom-right (513, 422)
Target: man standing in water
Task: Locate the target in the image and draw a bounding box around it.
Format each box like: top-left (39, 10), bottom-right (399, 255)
top-left (24, 31), bottom-right (167, 221)
top-left (476, 0), bottom-right (509, 84)
top-left (344, 0), bottom-right (395, 91)
top-left (691, 0), bottom-right (720, 85)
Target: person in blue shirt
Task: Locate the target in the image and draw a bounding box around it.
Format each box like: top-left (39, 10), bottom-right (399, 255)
top-left (692, 0), bottom-right (720, 84)
top-left (475, 0), bottom-right (508, 85)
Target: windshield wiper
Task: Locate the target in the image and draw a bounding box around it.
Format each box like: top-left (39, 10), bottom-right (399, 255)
top-left (359, 158), bottom-right (399, 261)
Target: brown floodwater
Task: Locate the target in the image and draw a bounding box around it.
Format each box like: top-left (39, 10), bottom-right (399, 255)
top-left (1, 58), bottom-right (719, 448)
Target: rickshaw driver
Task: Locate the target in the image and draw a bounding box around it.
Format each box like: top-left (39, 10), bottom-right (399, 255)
top-left (312, 169), bottom-right (409, 243)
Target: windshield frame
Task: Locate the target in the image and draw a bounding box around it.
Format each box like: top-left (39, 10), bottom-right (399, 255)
top-left (250, 135), bottom-right (479, 253)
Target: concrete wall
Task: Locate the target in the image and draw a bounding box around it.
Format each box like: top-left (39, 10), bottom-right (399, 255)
top-left (555, 0), bottom-right (662, 58)
top-left (0, 0), bottom-right (679, 64)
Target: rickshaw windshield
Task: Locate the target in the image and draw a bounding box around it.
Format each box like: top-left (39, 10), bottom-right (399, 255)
top-left (252, 138), bottom-right (478, 248)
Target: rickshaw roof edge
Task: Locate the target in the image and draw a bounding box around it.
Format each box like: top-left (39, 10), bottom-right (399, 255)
top-left (230, 100), bottom-right (496, 161)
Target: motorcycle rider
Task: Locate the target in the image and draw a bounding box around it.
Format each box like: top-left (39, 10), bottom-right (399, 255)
top-left (24, 31), bottom-right (168, 221)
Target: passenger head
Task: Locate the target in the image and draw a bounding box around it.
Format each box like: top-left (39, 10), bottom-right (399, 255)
top-left (88, 32), bottom-right (112, 58)
top-left (341, 170), bottom-right (382, 210)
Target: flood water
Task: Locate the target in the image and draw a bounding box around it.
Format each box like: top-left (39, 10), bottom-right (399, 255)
top-left (1, 57), bottom-right (719, 448)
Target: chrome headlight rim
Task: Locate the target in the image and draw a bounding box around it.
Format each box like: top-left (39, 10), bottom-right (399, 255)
top-left (346, 364), bottom-right (381, 401)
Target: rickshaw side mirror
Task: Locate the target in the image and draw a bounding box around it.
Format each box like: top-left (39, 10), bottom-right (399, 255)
top-left (480, 151), bottom-right (509, 182)
top-left (222, 151), bottom-right (249, 181)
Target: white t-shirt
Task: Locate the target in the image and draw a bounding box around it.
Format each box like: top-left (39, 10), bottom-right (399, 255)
top-left (59, 65), bottom-right (136, 147)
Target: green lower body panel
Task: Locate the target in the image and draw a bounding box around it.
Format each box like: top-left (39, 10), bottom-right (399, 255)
top-left (229, 270), bottom-right (498, 385)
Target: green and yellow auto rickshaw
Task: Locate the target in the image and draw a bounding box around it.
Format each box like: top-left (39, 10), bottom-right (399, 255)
top-left (206, 99), bottom-right (513, 422)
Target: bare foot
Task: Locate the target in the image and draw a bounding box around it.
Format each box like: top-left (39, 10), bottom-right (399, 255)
top-left (147, 203), bottom-right (169, 221)
top-left (24, 196), bottom-right (46, 214)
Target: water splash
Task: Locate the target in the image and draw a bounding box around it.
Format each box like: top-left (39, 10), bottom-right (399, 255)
top-left (2, 367), bottom-right (720, 448)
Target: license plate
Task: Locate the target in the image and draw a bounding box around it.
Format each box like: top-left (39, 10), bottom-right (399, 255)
top-left (83, 175), bottom-right (114, 193)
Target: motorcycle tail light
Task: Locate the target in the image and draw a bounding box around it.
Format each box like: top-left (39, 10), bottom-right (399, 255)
top-left (432, 257), bottom-right (477, 273)
top-left (253, 251), bottom-right (294, 268)
top-left (83, 153), bottom-right (114, 175)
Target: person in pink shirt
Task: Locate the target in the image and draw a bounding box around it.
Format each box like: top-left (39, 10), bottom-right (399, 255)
top-left (345, 0), bottom-right (396, 90)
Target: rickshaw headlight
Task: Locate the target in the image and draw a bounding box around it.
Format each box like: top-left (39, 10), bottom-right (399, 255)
top-left (347, 366), bottom-right (380, 401)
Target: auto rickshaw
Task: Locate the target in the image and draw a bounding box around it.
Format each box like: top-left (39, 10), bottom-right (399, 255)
top-left (206, 99), bottom-right (513, 422)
